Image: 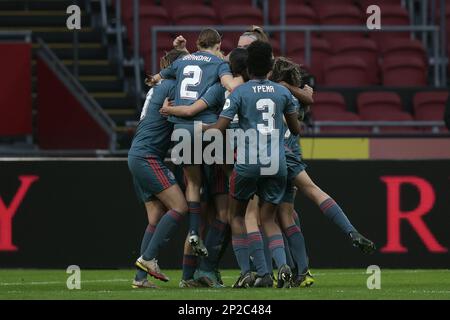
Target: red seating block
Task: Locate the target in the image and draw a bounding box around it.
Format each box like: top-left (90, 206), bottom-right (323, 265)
top-left (382, 57), bottom-right (427, 87)
top-left (324, 56), bottom-right (372, 86)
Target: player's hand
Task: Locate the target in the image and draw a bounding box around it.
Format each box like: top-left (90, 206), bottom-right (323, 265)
top-left (159, 99), bottom-right (174, 117)
top-left (173, 35), bottom-right (187, 50)
top-left (303, 84), bottom-right (314, 96)
top-left (145, 75), bottom-right (158, 88)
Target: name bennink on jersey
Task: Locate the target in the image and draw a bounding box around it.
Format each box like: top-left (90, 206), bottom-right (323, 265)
top-left (182, 54), bottom-right (212, 63)
top-left (252, 85), bottom-right (275, 94)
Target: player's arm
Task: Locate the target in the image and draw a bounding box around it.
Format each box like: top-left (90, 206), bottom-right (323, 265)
top-left (203, 116), bottom-right (231, 133)
top-left (160, 99), bottom-right (208, 117)
top-left (280, 82), bottom-right (314, 106)
top-left (173, 35), bottom-right (189, 53)
top-left (220, 74), bottom-right (243, 92)
top-left (285, 112), bottom-right (301, 136)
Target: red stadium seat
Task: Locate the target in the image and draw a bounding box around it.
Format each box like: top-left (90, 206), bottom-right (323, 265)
top-left (172, 5), bottom-right (218, 52)
top-left (357, 92), bottom-right (418, 133)
top-left (367, 5), bottom-right (411, 45)
top-left (212, 0), bottom-right (254, 11)
top-left (143, 34), bottom-right (174, 72)
top-left (124, 4), bottom-right (170, 53)
top-left (333, 38), bottom-right (380, 84)
top-left (359, 0), bottom-right (403, 9)
top-left (414, 91), bottom-right (450, 121)
top-left (312, 92), bottom-right (367, 133)
top-left (317, 4), bottom-right (365, 47)
top-left (310, 0), bottom-right (357, 12)
top-left (313, 92), bottom-right (347, 113)
top-left (172, 5), bottom-right (217, 25)
top-left (313, 112), bottom-right (368, 134)
top-left (324, 57), bottom-right (372, 86)
top-left (286, 37), bottom-right (332, 84)
top-left (219, 6), bottom-right (264, 45)
top-left (160, 0), bottom-right (207, 13)
top-left (381, 39), bottom-right (428, 66)
top-left (270, 3), bottom-right (317, 25)
top-left (357, 91), bottom-right (403, 113)
top-left (271, 4), bottom-right (318, 44)
top-left (382, 57), bottom-right (427, 87)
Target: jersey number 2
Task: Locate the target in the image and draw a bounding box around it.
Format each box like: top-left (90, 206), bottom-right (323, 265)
top-left (180, 65), bottom-right (202, 100)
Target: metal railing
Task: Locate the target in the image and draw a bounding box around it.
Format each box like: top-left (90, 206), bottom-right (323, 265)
top-left (313, 121), bottom-right (447, 134)
top-left (37, 38), bottom-right (117, 152)
top-left (0, 31), bottom-right (32, 42)
top-left (150, 24), bottom-right (443, 84)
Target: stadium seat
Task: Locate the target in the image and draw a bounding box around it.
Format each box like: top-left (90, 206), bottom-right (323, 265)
top-left (310, 0), bottom-right (358, 12)
top-left (333, 38), bottom-right (380, 84)
top-left (357, 92), bottom-right (418, 133)
top-left (414, 92), bottom-right (449, 132)
top-left (132, 5), bottom-right (171, 55)
top-left (312, 92), bottom-right (367, 133)
top-left (160, 0), bottom-right (208, 13)
top-left (286, 37), bottom-right (332, 84)
top-left (367, 5), bottom-right (411, 45)
top-left (359, 0), bottom-right (403, 9)
top-left (382, 57), bottom-right (427, 87)
top-left (271, 3), bottom-right (318, 43)
top-left (172, 5), bottom-right (218, 52)
top-left (312, 91), bottom-right (347, 113)
top-left (219, 6), bottom-right (264, 45)
top-left (212, 0), bottom-right (254, 11)
top-left (316, 4), bottom-right (365, 47)
top-left (324, 56), bottom-right (372, 86)
top-left (380, 39), bottom-right (428, 66)
top-left (357, 91), bottom-right (403, 113)
top-left (143, 34), bottom-right (174, 72)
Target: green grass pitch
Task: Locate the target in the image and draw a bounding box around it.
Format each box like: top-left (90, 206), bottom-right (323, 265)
top-left (0, 269), bottom-right (449, 300)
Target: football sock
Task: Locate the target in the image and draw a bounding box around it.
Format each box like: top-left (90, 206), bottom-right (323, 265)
top-left (216, 225), bottom-right (231, 269)
top-left (200, 219), bottom-right (228, 272)
top-left (248, 231), bottom-right (269, 277)
top-left (261, 231), bottom-right (274, 274)
top-left (142, 210), bottom-right (184, 260)
top-left (232, 234), bottom-right (250, 275)
top-left (283, 233), bottom-right (296, 271)
top-left (284, 224), bottom-right (309, 274)
top-left (135, 224), bottom-right (156, 281)
top-left (320, 198), bottom-right (357, 235)
top-left (268, 234), bottom-right (287, 268)
top-left (182, 254), bottom-right (198, 280)
top-left (188, 202), bottom-right (201, 235)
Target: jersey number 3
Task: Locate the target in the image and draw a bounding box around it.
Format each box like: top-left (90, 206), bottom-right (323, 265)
top-left (256, 99), bottom-right (275, 135)
top-left (180, 65), bottom-right (202, 100)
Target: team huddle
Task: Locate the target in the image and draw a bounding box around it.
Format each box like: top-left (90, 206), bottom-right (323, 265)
top-left (128, 27), bottom-right (376, 289)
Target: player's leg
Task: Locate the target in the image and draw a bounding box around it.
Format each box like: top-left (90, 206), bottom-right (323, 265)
top-left (134, 156), bottom-right (189, 281)
top-left (278, 201), bottom-right (313, 287)
top-left (133, 200), bottom-right (165, 289)
top-left (179, 235), bottom-right (205, 288)
top-left (228, 170), bottom-right (256, 288)
top-left (245, 196), bottom-right (272, 282)
top-left (294, 170), bottom-right (375, 253)
top-left (183, 164), bottom-right (208, 256)
top-left (258, 176), bottom-right (292, 288)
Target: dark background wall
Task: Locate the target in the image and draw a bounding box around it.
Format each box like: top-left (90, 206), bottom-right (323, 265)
top-left (0, 159), bottom-right (449, 269)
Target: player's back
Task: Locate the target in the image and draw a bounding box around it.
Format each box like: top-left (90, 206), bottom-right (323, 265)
top-left (162, 51), bottom-right (231, 124)
top-left (225, 79), bottom-right (296, 177)
top-left (284, 94), bottom-right (302, 156)
top-left (129, 79), bottom-right (176, 159)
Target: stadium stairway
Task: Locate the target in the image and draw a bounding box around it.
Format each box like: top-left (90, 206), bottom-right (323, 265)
top-left (0, 0), bottom-right (136, 149)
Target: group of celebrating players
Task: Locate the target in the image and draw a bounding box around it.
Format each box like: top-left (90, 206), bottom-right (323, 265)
top-left (127, 26), bottom-right (376, 289)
